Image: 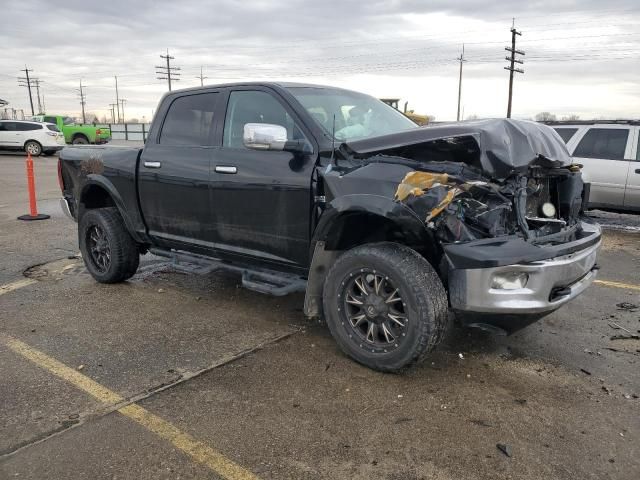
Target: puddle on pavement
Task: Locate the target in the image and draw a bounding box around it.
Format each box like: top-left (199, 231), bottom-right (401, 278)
top-left (23, 257), bottom-right (86, 281)
top-left (22, 256), bottom-right (171, 283)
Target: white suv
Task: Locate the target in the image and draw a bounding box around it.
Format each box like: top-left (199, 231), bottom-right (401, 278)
top-left (0, 120), bottom-right (66, 156)
top-left (546, 121), bottom-right (640, 212)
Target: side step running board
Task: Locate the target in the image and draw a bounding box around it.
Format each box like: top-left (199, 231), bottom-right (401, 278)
top-left (149, 248), bottom-right (307, 297)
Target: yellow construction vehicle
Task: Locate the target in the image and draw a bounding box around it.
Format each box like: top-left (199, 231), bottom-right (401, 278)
top-left (380, 98), bottom-right (430, 125)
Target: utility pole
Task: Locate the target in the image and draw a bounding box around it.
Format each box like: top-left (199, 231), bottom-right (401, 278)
top-left (114, 76), bottom-right (120, 123)
top-left (156, 49), bottom-right (180, 91)
top-left (195, 66), bottom-right (208, 86)
top-left (504, 20), bottom-right (524, 118)
top-left (78, 81), bottom-right (86, 124)
top-left (456, 44), bottom-right (466, 122)
top-left (33, 79), bottom-right (44, 114)
top-left (18, 66), bottom-right (35, 116)
top-left (108, 103), bottom-right (117, 123)
top-left (119, 99), bottom-right (127, 122)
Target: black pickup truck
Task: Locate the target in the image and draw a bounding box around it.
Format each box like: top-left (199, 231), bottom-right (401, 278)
top-left (59, 82), bottom-right (601, 371)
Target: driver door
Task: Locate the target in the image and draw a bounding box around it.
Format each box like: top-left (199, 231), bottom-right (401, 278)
top-left (209, 88), bottom-right (316, 267)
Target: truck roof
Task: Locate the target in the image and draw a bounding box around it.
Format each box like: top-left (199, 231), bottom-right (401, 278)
top-left (164, 81), bottom-right (361, 95)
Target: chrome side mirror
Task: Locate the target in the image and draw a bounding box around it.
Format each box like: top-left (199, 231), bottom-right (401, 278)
top-left (243, 123), bottom-right (288, 151)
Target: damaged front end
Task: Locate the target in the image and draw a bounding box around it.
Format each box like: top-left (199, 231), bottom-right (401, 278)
top-left (342, 119), bottom-right (601, 332)
top-left (393, 163), bottom-right (588, 247)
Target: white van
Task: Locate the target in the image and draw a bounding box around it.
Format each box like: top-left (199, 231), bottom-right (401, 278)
top-left (0, 120), bottom-right (66, 156)
top-left (546, 121), bottom-right (639, 212)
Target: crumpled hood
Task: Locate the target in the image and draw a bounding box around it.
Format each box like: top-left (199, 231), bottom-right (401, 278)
top-left (343, 118), bottom-right (572, 180)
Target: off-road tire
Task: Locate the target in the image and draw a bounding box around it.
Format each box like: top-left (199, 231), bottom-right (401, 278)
top-left (72, 135), bottom-right (89, 145)
top-left (322, 242), bottom-right (448, 372)
top-left (79, 207), bottom-right (139, 283)
top-left (24, 141), bottom-right (42, 156)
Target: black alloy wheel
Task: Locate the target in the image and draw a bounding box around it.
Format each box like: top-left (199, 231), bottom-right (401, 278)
top-left (86, 224), bottom-right (111, 273)
top-left (341, 270), bottom-right (409, 353)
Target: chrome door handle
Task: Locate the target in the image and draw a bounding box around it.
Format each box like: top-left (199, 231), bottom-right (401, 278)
top-left (215, 165), bottom-right (237, 174)
top-left (144, 161), bottom-right (162, 168)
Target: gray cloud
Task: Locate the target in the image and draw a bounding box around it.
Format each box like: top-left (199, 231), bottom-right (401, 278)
top-left (1, 0), bottom-right (639, 120)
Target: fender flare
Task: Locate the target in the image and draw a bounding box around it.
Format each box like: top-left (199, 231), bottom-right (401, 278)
top-left (304, 194), bottom-right (432, 318)
top-left (79, 175), bottom-right (143, 242)
top-left (311, 194), bottom-right (430, 247)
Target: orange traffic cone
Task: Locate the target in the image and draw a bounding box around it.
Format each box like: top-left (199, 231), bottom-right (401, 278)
top-left (17, 152), bottom-right (50, 221)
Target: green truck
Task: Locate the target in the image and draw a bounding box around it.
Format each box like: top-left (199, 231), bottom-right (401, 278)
top-left (31, 115), bottom-right (111, 144)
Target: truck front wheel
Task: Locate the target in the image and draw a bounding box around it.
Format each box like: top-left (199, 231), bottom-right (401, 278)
top-left (79, 207), bottom-right (139, 283)
top-left (322, 242), bottom-right (448, 372)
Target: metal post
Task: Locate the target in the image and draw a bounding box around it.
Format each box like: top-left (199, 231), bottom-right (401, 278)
top-left (456, 44), bottom-right (465, 122)
top-left (115, 76), bottom-right (120, 123)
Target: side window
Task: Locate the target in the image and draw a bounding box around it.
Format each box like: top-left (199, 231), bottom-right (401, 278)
top-left (0, 122), bottom-right (5, 131)
top-left (223, 90), bottom-right (306, 149)
top-left (160, 93), bottom-right (218, 146)
top-left (16, 123), bottom-right (41, 131)
top-left (553, 127), bottom-right (578, 144)
top-left (2, 122), bottom-right (16, 131)
top-left (573, 128), bottom-right (629, 160)
top-left (44, 116), bottom-right (57, 125)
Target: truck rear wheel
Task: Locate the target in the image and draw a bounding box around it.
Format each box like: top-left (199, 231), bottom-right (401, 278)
top-left (72, 135), bottom-right (89, 145)
top-left (79, 207), bottom-right (139, 283)
top-left (322, 242), bottom-right (448, 372)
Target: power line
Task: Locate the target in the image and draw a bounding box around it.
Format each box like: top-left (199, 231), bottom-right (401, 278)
top-left (156, 49), bottom-right (180, 91)
top-left (505, 21), bottom-right (524, 118)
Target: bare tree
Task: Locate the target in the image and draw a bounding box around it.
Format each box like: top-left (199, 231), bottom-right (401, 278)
top-left (535, 112), bottom-right (557, 122)
top-left (561, 114), bottom-right (580, 121)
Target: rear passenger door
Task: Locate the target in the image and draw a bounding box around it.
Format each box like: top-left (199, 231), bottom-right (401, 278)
top-left (569, 126), bottom-right (633, 208)
top-left (138, 91), bottom-right (221, 246)
top-left (623, 126), bottom-right (640, 209)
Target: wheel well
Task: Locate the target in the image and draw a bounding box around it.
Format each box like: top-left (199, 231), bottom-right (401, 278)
top-left (319, 211), bottom-right (443, 276)
top-left (80, 185), bottom-right (116, 211)
top-left (323, 212), bottom-right (426, 252)
top-left (304, 213), bottom-right (444, 319)
top-left (24, 139), bottom-right (42, 148)
top-left (73, 133), bottom-right (89, 140)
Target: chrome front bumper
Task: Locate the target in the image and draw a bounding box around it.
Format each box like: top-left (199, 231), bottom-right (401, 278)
top-left (449, 240), bottom-right (600, 314)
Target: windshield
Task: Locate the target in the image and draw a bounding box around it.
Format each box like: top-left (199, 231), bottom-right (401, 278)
top-left (63, 116), bottom-right (75, 125)
top-left (287, 87), bottom-right (418, 142)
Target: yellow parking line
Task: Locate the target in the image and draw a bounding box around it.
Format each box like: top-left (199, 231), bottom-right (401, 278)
top-left (594, 279), bottom-right (640, 292)
top-left (0, 278), bottom-right (37, 296)
top-left (2, 335), bottom-right (259, 480)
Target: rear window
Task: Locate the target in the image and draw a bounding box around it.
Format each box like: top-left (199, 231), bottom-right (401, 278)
top-left (553, 127), bottom-right (578, 143)
top-left (46, 124), bottom-right (60, 132)
top-left (44, 116), bottom-right (58, 124)
top-left (160, 93), bottom-right (218, 146)
top-left (573, 128), bottom-right (629, 160)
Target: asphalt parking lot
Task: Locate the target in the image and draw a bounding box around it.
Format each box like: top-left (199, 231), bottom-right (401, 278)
top-left (1, 151), bottom-right (639, 479)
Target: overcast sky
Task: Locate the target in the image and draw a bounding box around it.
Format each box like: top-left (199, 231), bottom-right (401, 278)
top-left (1, 0), bottom-right (639, 122)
